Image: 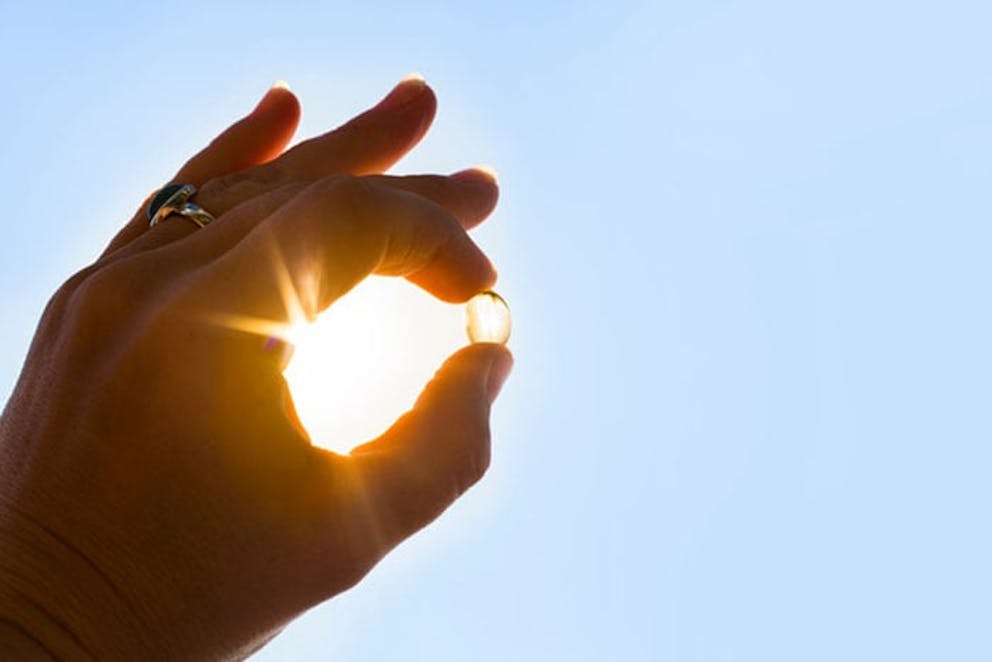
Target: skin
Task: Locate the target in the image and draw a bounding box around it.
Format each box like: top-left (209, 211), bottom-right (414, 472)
top-left (0, 79), bottom-right (512, 660)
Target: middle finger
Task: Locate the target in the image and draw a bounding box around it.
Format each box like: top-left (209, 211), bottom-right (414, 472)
top-left (198, 77), bottom-right (437, 222)
top-left (123, 170), bottom-right (500, 266)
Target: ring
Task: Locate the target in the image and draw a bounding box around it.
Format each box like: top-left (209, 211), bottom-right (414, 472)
top-left (147, 183), bottom-right (217, 229)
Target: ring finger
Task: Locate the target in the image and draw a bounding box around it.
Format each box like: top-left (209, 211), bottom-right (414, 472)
top-left (122, 76), bottom-right (439, 256)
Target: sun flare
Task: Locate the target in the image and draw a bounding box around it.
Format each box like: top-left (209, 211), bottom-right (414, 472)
top-left (282, 277), bottom-right (465, 454)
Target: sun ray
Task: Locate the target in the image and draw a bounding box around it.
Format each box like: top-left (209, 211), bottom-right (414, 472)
top-left (201, 238), bottom-right (471, 455)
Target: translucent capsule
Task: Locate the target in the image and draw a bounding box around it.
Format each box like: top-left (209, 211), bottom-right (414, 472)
top-left (465, 290), bottom-right (512, 344)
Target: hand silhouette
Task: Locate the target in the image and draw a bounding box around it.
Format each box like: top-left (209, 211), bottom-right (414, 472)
top-left (0, 78), bottom-right (511, 659)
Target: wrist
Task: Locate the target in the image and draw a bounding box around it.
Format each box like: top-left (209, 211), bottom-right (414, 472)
top-left (0, 495), bottom-right (149, 659)
top-left (0, 503), bottom-right (94, 659)
top-left (0, 619), bottom-right (57, 660)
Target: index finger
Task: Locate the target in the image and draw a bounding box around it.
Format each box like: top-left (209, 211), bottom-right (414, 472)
top-left (192, 175), bottom-right (496, 326)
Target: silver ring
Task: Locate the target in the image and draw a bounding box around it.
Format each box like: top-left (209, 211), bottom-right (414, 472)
top-left (169, 202), bottom-right (216, 228)
top-left (147, 183), bottom-right (217, 229)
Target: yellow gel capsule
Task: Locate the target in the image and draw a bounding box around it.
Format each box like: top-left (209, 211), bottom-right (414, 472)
top-left (465, 291), bottom-right (512, 344)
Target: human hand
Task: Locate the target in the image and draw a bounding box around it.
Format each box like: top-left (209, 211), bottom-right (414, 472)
top-left (0, 78), bottom-right (512, 660)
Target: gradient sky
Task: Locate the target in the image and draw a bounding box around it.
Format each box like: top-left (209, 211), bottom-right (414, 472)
top-left (2, 2), bottom-right (991, 660)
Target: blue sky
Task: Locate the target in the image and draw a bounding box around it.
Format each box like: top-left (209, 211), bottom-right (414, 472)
top-left (1, 1), bottom-right (991, 660)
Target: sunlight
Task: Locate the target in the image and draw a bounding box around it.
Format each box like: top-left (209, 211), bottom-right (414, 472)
top-left (282, 276), bottom-right (464, 454)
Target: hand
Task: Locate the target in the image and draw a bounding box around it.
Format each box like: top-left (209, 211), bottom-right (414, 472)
top-left (0, 79), bottom-right (512, 660)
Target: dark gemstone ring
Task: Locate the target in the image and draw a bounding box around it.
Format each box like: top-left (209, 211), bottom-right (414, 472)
top-left (146, 183), bottom-right (216, 229)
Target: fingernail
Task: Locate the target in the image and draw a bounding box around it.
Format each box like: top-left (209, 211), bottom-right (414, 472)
top-left (474, 164), bottom-right (500, 182)
top-left (486, 350), bottom-right (514, 402)
top-left (451, 166), bottom-right (500, 186)
top-left (272, 79), bottom-right (291, 91)
top-left (377, 76), bottom-right (428, 112)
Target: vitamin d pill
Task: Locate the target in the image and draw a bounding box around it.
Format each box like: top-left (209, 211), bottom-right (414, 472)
top-left (465, 291), bottom-right (511, 344)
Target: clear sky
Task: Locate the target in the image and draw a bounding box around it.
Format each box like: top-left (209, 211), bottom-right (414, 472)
top-left (2, 1), bottom-right (991, 660)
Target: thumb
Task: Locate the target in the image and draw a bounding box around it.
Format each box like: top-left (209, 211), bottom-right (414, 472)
top-left (347, 343), bottom-right (512, 546)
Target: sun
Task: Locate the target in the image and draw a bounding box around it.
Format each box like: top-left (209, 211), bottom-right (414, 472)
top-left (282, 276), bottom-right (464, 454)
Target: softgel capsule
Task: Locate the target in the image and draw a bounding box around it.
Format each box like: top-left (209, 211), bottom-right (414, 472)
top-left (465, 291), bottom-right (511, 344)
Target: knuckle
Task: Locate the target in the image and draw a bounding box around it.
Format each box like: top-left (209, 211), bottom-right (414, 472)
top-left (198, 174), bottom-right (258, 210)
top-left (198, 160), bottom-right (284, 205)
top-left (34, 265), bottom-right (102, 336)
top-left (51, 264), bottom-right (99, 306)
top-left (227, 182), bottom-right (307, 223)
top-left (37, 262), bottom-right (151, 365)
top-left (196, 174), bottom-right (231, 200)
top-left (308, 175), bottom-right (381, 240)
top-left (67, 265), bottom-right (131, 323)
top-left (321, 174), bottom-right (376, 207)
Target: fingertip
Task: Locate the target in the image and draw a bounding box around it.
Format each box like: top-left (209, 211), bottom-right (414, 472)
top-left (245, 85), bottom-right (301, 164)
top-left (453, 164), bottom-right (499, 186)
top-left (255, 83), bottom-right (301, 123)
top-left (406, 257), bottom-right (497, 303)
top-left (420, 83), bottom-right (438, 122)
top-left (451, 167), bottom-right (499, 191)
top-left (420, 343), bottom-right (512, 410)
top-left (172, 84), bottom-right (302, 185)
top-left (281, 88), bottom-right (303, 122)
top-left (298, 77), bottom-right (435, 178)
top-left (450, 167), bottom-right (500, 224)
top-left (376, 76), bottom-right (435, 113)
top-left (403, 79), bottom-right (437, 142)
top-left (472, 343), bottom-right (514, 402)
top-left (401, 198), bottom-right (497, 302)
